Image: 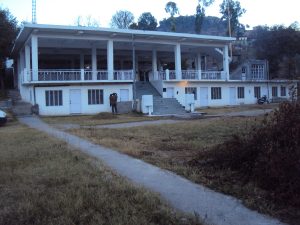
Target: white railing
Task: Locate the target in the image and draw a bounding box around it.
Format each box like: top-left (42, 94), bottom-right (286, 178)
top-left (37, 69), bottom-right (81, 81)
top-left (23, 69), bottom-right (134, 83)
top-left (182, 70), bottom-right (199, 80)
top-left (156, 70), bottom-right (224, 80)
top-left (201, 71), bottom-right (222, 80)
top-left (84, 70), bottom-right (108, 80)
top-left (113, 70), bottom-right (134, 80)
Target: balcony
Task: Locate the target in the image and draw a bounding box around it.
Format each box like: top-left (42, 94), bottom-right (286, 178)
top-left (157, 70), bottom-right (226, 81)
top-left (22, 69), bottom-right (134, 84)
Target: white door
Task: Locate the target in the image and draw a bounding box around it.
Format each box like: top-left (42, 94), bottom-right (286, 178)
top-left (200, 87), bottom-right (208, 107)
top-left (120, 89), bottom-right (129, 102)
top-left (229, 87), bottom-right (236, 105)
top-left (69, 89), bottom-right (81, 114)
top-left (166, 87), bottom-right (174, 98)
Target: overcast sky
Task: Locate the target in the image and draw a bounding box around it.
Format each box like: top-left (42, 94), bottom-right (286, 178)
top-left (0, 0), bottom-right (299, 29)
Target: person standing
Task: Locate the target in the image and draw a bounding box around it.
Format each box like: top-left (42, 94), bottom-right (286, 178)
top-left (109, 93), bottom-right (118, 114)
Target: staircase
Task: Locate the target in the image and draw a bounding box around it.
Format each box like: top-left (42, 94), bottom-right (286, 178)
top-left (153, 97), bottom-right (186, 115)
top-left (8, 89), bottom-right (33, 117)
top-left (135, 81), bottom-right (187, 115)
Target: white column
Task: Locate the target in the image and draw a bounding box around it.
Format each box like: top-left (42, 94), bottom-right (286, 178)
top-left (25, 45), bottom-right (31, 73)
top-left (197, 53), bottom-right (202, 80)
top-left (107, 40), bottom-right (114, 80)
top-left (92, 47), bottom-right (97, 80)
top-left (136, 55), bottom-right (139, 81)
top-left (223, 45), bottom-right (229, 80)
top-left (174, 43), bottom-right (182, 80)
top-left (80, 53), bottom-right (84, 69)
top-left (152, 50), bottom-right (157, 80)
top-left (31, 35), bottom-right (38, 81)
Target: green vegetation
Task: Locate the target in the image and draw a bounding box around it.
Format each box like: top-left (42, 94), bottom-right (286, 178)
top-left (0, 122), bottom-right (202, 225)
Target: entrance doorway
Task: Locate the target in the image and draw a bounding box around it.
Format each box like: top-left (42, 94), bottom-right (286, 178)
top-left (69, 89), bottom-right (81, 114)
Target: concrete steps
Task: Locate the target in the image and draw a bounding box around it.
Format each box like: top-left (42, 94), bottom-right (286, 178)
top-left (153, 97), bottom-right (186, 115)
top-left (8, 89), bottom-right (21, 102)
top-left (135, 81), bottom-right (188, 115)
top-left (135, 81), bottom-right (161, 99)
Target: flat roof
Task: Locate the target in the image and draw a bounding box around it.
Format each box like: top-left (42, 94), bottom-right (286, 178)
top-left (12, 23), bottom-right (236, 56)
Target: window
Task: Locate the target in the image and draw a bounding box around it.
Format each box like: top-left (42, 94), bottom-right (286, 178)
top-left (251, 64), bottom-right (265, 79)
top-left (237, 87), bottom-right (245, 99)
top-left (272, 86), bottom-right (278, 97)
top-left (185, 87), bottom-right (197, 100)
top-left (254, 86), bottom-right (261, 98)
top-left (280, 86), bottom-right (286, 96)
top-left (211, 87), bottom-right (222, 100)
top-left (45, 90), bottom-right (62, 106)
top-left (88, 89), bottom-right (103, 105)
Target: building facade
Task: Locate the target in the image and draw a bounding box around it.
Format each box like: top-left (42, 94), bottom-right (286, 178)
top-left (12, 24), bottom-right (296, 115)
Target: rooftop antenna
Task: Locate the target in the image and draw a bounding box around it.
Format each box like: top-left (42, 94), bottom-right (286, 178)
top-left (32, 0), bottom-right (37, 23)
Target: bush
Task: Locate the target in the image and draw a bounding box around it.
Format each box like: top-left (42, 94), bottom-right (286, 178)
top-left (197, 102), bottom-right (300, 207)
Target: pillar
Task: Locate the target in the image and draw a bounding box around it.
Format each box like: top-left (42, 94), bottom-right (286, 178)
top-left (25, 44), bottom-right (31, 80)
top-left (107, 40), bottom-right (114, 80)
top-left (152, 49), bottom-right (157, 80)
top-left (174, 43), bottom-right (182, 80)
top-left (31, 35), bottom-right (38, 81)
top-left (197, 53), bottom-right (202, 79)
top-left (223, 45), bottom-right (229, 80)
top-left (92, 46), bottom-right (97, 80)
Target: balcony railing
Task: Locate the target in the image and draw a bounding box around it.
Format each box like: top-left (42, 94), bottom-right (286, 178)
top-left (23, 69), bottom-right (134, 83)
top-left (157, 70), bottom-right (225, 80)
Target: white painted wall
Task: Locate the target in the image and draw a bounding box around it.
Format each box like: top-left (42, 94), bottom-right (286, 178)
top-left (35, 84), bottom-right (133, 116)
top-left (162, 81), bottom-right (293, 108)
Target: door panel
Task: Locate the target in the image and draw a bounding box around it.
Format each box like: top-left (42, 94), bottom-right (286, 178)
top-left (166, 87), bottom-right (174, 98)
top-left (70, 89), bottom-right (81, 114)
top-left (229, 87), bottom-right (236, 105)
top-left (200, 87), bottom-right (208, 107)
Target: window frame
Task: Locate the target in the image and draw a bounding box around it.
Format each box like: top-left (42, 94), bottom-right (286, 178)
top-left (88, 89), bottom-right (104, 105)
top-left (254, 86), bottom-right (261, 98)
top-left (45, 90), bottom-right (63, 106)
top-left (237, 87), bottom-right (245, 99)
top-left (280, 86), bottom-right (286, 97)
top-left (272, 86), bottom-right (278, 97)
top-left (211, 87), bottom-right (222, 100)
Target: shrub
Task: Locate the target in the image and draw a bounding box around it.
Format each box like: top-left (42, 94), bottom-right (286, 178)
top-left (196, 102), bottom-right (300, 207)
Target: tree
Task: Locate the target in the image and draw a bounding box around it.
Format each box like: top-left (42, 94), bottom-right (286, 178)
top-left (219, 0), bottom-right (246, 36)
top-left (74, 15), bottom-right (100, 27)
top-left (195, 0), bottom-right (214, 34)
top-left (136, 12), bottom-right (157, 31)
top-left (253, 25), bottom-right (300, 79)
top-left (165, 1), bottom-right (179, 32)
top-left (0, 7), bottom-right (18, 91)
top-left (110, 10), bottom-right (134, 29)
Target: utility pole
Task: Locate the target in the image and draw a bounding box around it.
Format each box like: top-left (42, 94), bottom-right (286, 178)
top-left (32, 0), bottom-right (37, 24)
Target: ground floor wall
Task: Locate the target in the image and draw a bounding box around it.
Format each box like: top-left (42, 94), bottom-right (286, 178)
top-left (32, 84), bottom-right (133, 116)
top-left (162, 81), bottom-right (295, 108)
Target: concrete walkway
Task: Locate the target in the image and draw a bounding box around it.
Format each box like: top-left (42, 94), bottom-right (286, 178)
top-left (19, 116), bottom-right (286, 225)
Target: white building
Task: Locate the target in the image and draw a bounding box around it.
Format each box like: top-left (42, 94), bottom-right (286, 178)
top-left (11, 23), bottom-right (296, 116)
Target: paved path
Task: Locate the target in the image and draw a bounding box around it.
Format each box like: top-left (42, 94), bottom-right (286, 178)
top-left (19, 116), bottom-right (286, 225)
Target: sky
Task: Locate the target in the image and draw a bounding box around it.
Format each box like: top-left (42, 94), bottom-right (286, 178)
top-left (0, 0), bottom-right (299, 29)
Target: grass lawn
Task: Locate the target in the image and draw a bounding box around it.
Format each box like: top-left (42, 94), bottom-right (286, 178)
top-left (197, 103), bottom-right (279, 115)
top-left (69, 115), bottom-right (299, 224)
top-left (0, 121), bottom-right (202, 225)
top-left (42, 112), bottom-right (160, 126)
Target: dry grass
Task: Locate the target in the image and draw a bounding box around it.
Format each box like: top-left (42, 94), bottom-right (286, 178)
top-left (42, 112), bottom-right (160, 126)
top-left (197, 103), bottom-right (279, 115)
top-left (0, 122), bottom-right (202, 225)
top-left (69, 116), bottom-right (299, 224)
top-left (69, 117), bottom-right (260, 183)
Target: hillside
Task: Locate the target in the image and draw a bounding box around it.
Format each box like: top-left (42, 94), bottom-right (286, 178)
top-left (157, 15), bottom-right (228, 36)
